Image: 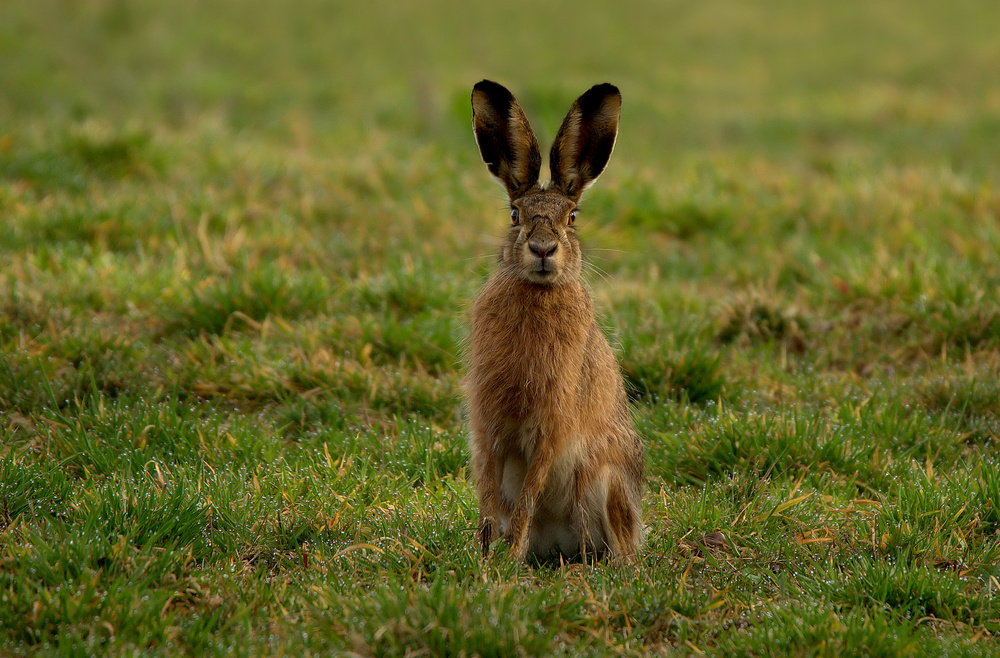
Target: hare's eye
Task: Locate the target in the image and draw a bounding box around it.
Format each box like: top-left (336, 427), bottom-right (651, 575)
top-left (568, 209), bottom-right (577, 226)
top-left (510, 208), bottom-right (519, 225)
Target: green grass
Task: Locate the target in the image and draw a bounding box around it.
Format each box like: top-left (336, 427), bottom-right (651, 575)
top-left (2, 0), bottom-right (1000, 654)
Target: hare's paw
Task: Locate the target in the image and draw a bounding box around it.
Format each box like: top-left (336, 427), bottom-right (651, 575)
top-left (476, 516), bottom-right (499, 557)
top-left (504, 518), bottom-right (531, 560)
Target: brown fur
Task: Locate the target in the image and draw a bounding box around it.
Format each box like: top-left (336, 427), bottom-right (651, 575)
top-left (466, 81), bottom-right (644, 562)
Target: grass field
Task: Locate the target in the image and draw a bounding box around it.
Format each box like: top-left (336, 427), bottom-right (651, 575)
top-left (2, 0), bottom-right (1000, 654)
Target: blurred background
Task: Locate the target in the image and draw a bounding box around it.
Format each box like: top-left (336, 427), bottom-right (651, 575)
top-left (4, 0), bottom-right (999, 172)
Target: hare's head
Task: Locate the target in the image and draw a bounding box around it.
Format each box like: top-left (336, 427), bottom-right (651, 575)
top-left (472, 80), bottom-right (621, 286)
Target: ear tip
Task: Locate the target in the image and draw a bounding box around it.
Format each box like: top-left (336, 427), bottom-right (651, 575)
top-left (578, 83), bottom-right (622, 114)
top-left (594, 83), bottom-right (622, 104)
top-left (472, 80), bottom-right (512, 102)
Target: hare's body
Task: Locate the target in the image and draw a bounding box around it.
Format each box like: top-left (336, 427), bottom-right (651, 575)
top-left (466, 81), bottom-right (644, 561)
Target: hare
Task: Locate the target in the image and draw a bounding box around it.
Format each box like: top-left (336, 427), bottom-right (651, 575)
top-left (466, 80), bottom-right (644, 562)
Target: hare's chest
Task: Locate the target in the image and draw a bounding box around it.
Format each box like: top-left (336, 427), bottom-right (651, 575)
top-left (473, 313), bottom-right (581, 385)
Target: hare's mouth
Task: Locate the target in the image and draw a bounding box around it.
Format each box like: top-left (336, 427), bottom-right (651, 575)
top-left (525, 263), bottom-right (560, 284)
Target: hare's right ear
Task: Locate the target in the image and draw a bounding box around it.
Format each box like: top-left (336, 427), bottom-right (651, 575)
top-left (472, 80), bottom-right (541, 198)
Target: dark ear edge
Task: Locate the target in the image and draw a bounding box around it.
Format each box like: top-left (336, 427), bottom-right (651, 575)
top-left (471, 80), bottom-right (541, 198)
top-left (549, 83), bottom-right (621, 201)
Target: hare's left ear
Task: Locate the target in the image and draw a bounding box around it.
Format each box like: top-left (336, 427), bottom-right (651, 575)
top-left (549, 84), bottom-right (621, 201)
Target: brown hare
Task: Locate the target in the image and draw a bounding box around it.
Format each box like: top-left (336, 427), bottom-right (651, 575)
top-left (466, 80), bottom-right (644, 562)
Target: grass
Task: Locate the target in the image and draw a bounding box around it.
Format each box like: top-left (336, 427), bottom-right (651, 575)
top-left (2, 0), bottom-right (1000, 654)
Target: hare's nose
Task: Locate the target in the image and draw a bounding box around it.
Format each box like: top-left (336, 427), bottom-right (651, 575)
top-left (529, 241), bottom-right (557, 259)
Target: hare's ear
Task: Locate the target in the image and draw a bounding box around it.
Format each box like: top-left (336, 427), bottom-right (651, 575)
top-left (472, 80), bottom-right (541, 198)
top-left (549, 83), bottom-right (621, 201)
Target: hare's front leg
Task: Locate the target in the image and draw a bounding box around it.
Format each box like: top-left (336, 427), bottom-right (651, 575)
top-left (505, 441), bottom-right (560, 559)
top-left (471, 426), bottom-right (505, 557)
top-left (573, 468), bottom-right (598, 563)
